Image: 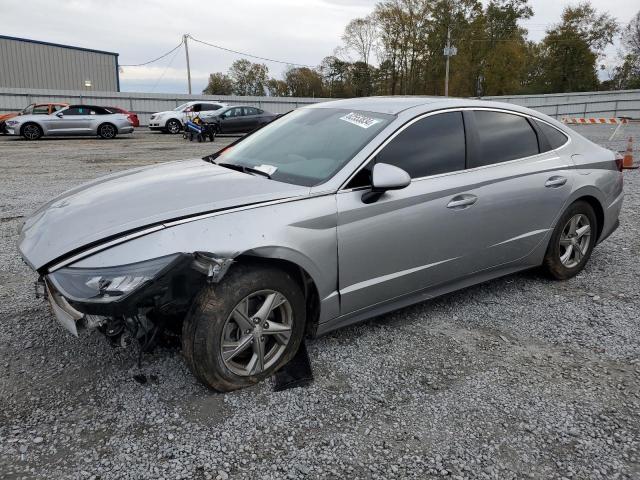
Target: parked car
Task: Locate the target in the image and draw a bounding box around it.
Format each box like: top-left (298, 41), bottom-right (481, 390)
top-left (18, 97), bottom-right (624, 391)
top-left (5, 105), bottom-right (134, 140)
top-left (0, 102), bottom-right (68, 133)
top-left (106, 106), bottom-right (140, 127)
top-left (201, 105), bottom-right (277, 134)
top-left (148, 101), bottom-right (226, 134)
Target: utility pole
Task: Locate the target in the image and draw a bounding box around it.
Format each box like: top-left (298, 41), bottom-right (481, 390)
top-left (443, 26), bottom-right (458, 97)
top-left (183, 33), bottom-right (192, 95)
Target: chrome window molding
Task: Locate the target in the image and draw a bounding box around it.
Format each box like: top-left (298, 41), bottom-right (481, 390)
top-left (338, 106), bottom-right (573, 193)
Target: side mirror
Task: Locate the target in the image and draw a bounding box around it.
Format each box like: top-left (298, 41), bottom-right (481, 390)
top-left (362, 163), bottom-right (411, 204)
top-left (56, 112), bottom-right (63, 118)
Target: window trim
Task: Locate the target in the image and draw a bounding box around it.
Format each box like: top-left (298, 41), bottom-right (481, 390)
top-left (339, 107), bottom-right (572, 193)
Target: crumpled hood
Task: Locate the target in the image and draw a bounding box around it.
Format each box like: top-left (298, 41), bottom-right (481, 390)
top-left (19, 158), bottom-right (309, 270)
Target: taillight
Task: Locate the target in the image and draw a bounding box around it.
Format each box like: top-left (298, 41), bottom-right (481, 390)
top-left (615, 153), bottom-right (624, 172)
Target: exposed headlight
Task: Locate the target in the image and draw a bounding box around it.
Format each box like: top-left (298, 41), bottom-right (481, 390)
top-left (48, 254), bottom-right (180, 303)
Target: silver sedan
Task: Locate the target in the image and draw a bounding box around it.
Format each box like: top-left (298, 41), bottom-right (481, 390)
top-left (5, 105), bottom-right (134, 140)
top-left (18, 97), bottom-right (625, 391)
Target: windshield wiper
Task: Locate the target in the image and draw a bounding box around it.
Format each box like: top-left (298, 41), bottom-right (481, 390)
top-left (214, 161), bottom-right (272, 179)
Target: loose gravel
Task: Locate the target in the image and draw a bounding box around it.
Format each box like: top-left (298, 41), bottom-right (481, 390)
top-left (0, 127), bottom-right (639, 479)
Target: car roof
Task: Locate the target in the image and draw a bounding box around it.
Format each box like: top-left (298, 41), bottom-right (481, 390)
top-left (306, 96), bottom-right (542, 117)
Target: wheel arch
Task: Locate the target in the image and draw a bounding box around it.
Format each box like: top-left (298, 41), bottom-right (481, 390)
top-left (232, 252), bottom-right (322, 336)
top-left (98, 122), bottom-right (118, 134)
top-left (574, 195), bottom-right (604, 241)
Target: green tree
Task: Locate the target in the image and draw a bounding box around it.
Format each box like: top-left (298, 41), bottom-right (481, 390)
top-left (284, 67), bottom-right (324, 97)
top-left (228, 59), bottom-right (269, 96)
top-left (202, 73), bottom-right (233, 95)
top-left (266, 78), bottom-right (289, 97)
top-left (537, 2), bottom-right (619, 93)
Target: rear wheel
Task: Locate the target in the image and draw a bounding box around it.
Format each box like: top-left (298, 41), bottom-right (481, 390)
top-left (182, 264), bottom-right (305, 391)
top-left (543, 200), bottom-right (597, 280)
top-left (98, 123), bottom-right (117, 139)
top-left (22, 123), bottom-right (43, 140)
top-left (165, 119), bottom-right (182, 134)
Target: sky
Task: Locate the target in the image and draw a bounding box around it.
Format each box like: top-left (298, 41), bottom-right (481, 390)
top-left (0, 0), bottom-right (637, 94)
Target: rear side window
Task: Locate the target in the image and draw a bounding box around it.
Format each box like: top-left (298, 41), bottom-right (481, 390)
top-left (471, 111), bottom-right (539, 167)
top-left (375, 111), bottom-right (466, 179)
top-left (201, 104), bottom-right (222, 111)
top-left (535, 120), bottom-right (569, 151)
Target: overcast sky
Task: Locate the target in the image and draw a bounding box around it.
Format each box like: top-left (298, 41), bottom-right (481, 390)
top-left (0, 0), bottom-right (637, 93)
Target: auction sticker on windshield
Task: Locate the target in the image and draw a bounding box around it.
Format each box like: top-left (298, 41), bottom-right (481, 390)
top-left (340, 112), bottom-right (382, 129)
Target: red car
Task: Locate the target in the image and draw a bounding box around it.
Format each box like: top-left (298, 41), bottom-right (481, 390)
top-left (106, 106), bottom-right (140, 128)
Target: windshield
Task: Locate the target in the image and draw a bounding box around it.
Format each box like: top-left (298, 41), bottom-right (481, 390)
top-left (173, 103), bottom-right (190, 111)
top-left (212, 108), bottom-right (393, 187)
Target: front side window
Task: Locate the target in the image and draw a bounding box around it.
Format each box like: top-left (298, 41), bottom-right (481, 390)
top-left (21, 105), bottom-right (35, 115)
top-left (211, 108), bottom-right (393, 187)
top-left (374, 111), bottom-right (466, 179)
top-left (201, 104), bottom-right (222, 111)
top-left (61, 107), bottom-right (85, 116)
top-left (32, 105), bottom-right (49, 115)
top-left (471, 111), bottom-right (539, 167)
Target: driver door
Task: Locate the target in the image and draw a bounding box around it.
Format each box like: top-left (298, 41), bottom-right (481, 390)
top-left (336, 111), bottom-right (473, 314)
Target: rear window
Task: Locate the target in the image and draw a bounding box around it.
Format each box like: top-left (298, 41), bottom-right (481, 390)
top-left (535, 120), bottom-right (569, 151)
top-left (471, 111), bottom-right (539, 167)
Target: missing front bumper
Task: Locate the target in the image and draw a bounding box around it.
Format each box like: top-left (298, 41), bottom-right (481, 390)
top-left (45, 281), bottom-right (84, 336)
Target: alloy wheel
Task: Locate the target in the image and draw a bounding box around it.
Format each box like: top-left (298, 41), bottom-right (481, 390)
top-left (221, 290), bottom-right (293, 377)
top-left (167, 120), bottom-right (180, 134)
top-left (559, 213), bottom-right (591, 268)
top-left (23, 124), bottom-right (41, 140)
top-left (100, 124), bottom-right (115, 138)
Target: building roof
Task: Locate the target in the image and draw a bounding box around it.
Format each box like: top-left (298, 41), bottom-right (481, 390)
top-left (0, 35), bottom-right (119, 57)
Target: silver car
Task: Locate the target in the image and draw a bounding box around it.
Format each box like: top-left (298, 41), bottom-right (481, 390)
top-left (5, 105), bottom-right (134, 140)
top-left (18, 97), bottom-right (624, 391)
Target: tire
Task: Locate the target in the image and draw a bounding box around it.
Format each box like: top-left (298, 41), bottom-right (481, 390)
top-left (21, 122), bottom-right (43, 141)
top-left (542, 200), bottom-right (597, 280)
top-left (165, 119), bottom-right (182, 134)
top-left (182, 264), bottom-right (306, 391)
top-left (98, 123), bottom-right (117, 139)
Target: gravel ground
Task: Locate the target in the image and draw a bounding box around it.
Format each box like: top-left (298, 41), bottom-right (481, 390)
top-left (0, 126), bottom-right (639, 480)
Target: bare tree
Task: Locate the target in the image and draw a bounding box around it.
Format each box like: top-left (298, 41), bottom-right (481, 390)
top-left (342, 15), bottom-right (378, 66)
top-left (623, 10), bottom-right (640, 58)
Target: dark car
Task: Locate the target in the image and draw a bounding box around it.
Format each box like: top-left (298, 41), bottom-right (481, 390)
top-left (202, 105), bottom-right (277, 134)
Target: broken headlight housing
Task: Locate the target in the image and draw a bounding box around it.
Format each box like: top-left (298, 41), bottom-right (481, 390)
top-left (47, 254), bottom-right (180, 303)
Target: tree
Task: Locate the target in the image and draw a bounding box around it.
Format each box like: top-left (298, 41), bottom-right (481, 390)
top-left (228, 59), bottom-right (269, 96)
top-left (266, 78), bottom-right (289, 97)
top-left (284, 67), bottom-right (324, 97)
top-left (342, 15), bottom-right (378, 66)
top-left (536, 2), bottom-right (619, 93)
top-left (609, 11), bottom-right (640, 89)
top-left (202, 73), bottom-right (233, 95)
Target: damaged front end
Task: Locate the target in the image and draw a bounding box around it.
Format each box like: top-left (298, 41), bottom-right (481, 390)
top-left (39, 252), bottom-right (233, 346)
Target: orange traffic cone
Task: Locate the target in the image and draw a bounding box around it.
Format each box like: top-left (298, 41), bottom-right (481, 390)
top-left (623, 137), bottom-right (637, 169)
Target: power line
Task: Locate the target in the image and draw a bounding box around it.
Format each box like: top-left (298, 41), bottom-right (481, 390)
top-left (120, 41), bottom-right (184, 67)
top-left (150, 44), bottom-right (182, 92)
top-left (188, 35), bottom-right (316, 68)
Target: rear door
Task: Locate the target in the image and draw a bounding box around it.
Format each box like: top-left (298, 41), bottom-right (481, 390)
top-left (243, 107), bottom-right (261, 131)
top-left (458, 109), bottom-right (574, 271)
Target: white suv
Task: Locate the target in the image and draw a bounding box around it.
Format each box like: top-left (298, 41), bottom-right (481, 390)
top-left (149, 101), bottom-right (226, 134)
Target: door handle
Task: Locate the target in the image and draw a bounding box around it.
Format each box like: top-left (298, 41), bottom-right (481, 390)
top-left (447, 194), bottom-right (478, 209)
top-left (545, 176), bottom-right (567, 188)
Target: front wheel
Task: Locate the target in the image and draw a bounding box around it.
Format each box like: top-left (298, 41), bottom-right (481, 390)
top-left (22, 123), bottom-right (43, 140)
top-left (542, 200), bottom-right (597, 280)
top-left (182, 265), bottom-right (306, 391)
top-left (165, 119), bottom-right (182, 134)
